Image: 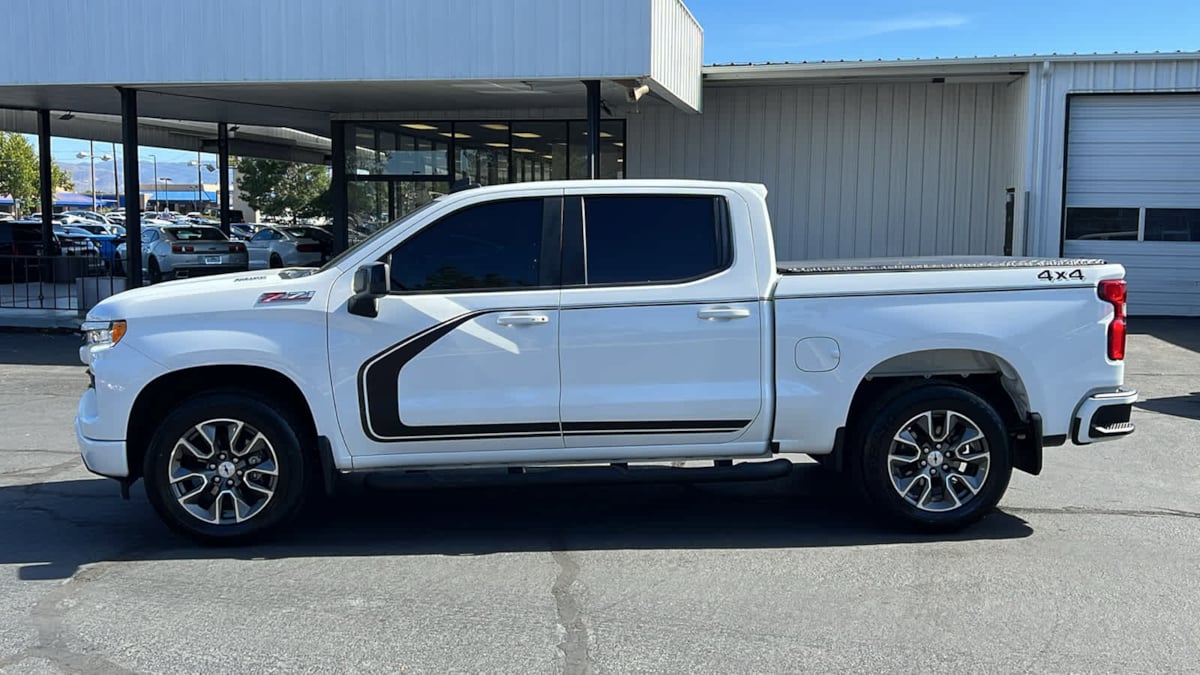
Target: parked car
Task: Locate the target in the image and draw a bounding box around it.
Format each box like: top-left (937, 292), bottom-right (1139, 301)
top-left (76, 180), bottom-right (1138, 544)
top-left (63, 226), bottom-right (122, 270)
top-left (61, 210), bottom-right (115, 227)
top-left (2, 220), bottom-right (104, 280)
top-left (115, 225), bottom-right (248, 283)
top-left (245, 225), bottom-right (330, 268)
top-left (228, 223), bottom-right (260, 241)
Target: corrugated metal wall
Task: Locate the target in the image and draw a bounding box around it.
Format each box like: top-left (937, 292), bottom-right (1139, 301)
top-left (627, 81), bottom-right (1023, 261)
top-left (649, 0), bottom-right (704, 112)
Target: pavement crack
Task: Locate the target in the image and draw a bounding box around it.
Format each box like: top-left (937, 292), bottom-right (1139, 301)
top-left (1008, 505), bottom-right (1200, 520)
top-left (551, 550), bottom-right (593, 675)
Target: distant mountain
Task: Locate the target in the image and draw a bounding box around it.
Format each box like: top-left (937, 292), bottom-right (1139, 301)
top-left (59, 161), bottom-right (223, 193)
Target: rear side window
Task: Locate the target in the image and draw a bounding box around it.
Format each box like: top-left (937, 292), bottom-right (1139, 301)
top-left (387, 198), bottom-right (548, 292)
top-left (582, 196), bottom-right (730, 285)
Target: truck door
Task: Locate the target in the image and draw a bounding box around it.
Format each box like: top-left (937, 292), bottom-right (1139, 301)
top-left (556, 189), bottom-right (769, 454)
top-left (327, 193), bottom-right (565, 461)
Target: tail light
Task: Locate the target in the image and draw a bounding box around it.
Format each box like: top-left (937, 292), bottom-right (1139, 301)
top-left (229, 242), bottom-right (246, 253)
top-left (296, 243), bottom-right (321, 253)
top-left (171, 244), bottom-right (195, 253)
top-left (1098, 279), bottom-right (1127, 361)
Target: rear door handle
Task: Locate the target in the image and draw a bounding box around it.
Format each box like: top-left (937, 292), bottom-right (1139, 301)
top-left (698, 306), bottom-right (751, 320)
top-left (496, 313), bottom-right (550, 326)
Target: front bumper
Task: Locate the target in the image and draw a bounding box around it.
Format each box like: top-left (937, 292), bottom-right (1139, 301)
top-left (1073, 388), bottom-right (1138, 444)
top-left (76, 415), bottom-right (129, 478)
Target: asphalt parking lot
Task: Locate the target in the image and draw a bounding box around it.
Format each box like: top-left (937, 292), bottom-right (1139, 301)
top-left (1, 322), bottom-right (1197, 674)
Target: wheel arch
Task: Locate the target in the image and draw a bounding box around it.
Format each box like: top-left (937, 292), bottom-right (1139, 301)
top-left (126, 365), bottom-right (319, 482)
top-left (842, 348), bottom-right (1041, 475)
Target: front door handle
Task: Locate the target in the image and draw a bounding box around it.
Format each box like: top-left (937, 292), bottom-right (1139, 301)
top-left (496, 313), bottom-right (550, 326)
top-left (698, 306), bottom-right (751, 320)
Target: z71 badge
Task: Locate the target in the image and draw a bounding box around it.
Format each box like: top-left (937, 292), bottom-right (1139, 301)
top-left (1038, 269), bottom-right (1085, 282)
top-left (256, 290), bottom-right (316, 304)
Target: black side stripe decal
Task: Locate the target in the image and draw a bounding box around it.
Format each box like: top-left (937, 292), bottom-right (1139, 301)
top-left (357, 310), bottom-right (752, 442)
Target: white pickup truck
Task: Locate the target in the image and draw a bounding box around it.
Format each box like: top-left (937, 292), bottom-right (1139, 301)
top-left (76, 180), bottom-right (1137, 543)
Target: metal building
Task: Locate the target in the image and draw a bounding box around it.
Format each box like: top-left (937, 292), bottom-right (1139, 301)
top-left (1, 1), bottom-right (1199, 314)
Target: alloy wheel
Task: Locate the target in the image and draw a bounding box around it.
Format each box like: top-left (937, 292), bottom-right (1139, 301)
top-left (886, 410), bottom-right (991, 513)
top-left (167, 418), bottom-right (280, 525)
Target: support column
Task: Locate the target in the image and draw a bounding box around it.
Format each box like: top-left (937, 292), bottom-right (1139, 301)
top-left (218, 122), bottom-right (231, 236)
top-left (36, 110), bottom-right (53, 257)
top-left (120, 88), bottom-right (142, 288)
top-left (585, 80), bottom-right (601, 179)
top-left (331, 120), bottom-right (349, 254)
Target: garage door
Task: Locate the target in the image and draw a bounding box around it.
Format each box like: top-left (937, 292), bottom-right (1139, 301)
top-left (1062, 94), bottom-right (1200, 316)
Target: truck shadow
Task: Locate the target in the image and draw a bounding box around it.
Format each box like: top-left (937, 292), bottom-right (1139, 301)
top-left (1136, 392), bottom-right (1200, 421)
top-left (1129, 317), bottom-right (1200, 354)
top-left (2, 464), bottom-right (1032, 581)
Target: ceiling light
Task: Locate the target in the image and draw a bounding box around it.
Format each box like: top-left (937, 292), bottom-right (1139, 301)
top-left (480, 123), bottom-right (508, 131)
top-left (512, 148), bottom-right (537, 154)
top-left (617, 158), bottom-right (624, 163)
top-left (401, 123), bottom-right (440, 131)
top-left (542, 154), bottom-right (555, 159)
top-left (512, 132), bottom-right (541, 139)
top-left (439, 132), bottom-right (471, 139)
top-left (613, 142), bottom-right (624, 147)
top-left (485, 142), bottom-right (509, 148)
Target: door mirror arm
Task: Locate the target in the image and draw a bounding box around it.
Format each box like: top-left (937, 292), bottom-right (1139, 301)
top-left (348, 262), bottom-right (389, 318)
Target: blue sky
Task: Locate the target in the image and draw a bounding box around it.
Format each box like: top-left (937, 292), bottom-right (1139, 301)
top-left (687, 0), bottom-right (1200, 64)
top-left (37, 0), bottom-right (1200, 171)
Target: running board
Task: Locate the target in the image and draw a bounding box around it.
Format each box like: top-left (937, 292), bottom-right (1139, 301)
top-left (362, 458), bottom-right (793, 491)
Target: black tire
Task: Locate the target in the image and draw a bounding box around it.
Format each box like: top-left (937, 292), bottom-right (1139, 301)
top-left (148, 256), bottom-right (162, 284)
top-left (142, 392), bottom-right (312, 545)
top-left (848, 383), bottom-right (1012, 532)
top-left (269, 253), bottom-right (283, 268)
top-left (111, 253), bottom-right (124, 277)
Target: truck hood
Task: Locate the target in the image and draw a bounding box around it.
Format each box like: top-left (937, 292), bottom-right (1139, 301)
top-left (87, 268), bottom-right (331, 321)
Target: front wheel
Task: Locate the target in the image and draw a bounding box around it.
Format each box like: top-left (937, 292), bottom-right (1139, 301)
top-left (147, 256), bottom-right (162, 284)
top-left (142, 392), bottom-right (312, 544)
top-left (849, 383), bottom-right (1012, 532)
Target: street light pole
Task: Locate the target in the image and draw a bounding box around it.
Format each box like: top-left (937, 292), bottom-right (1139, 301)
top-left (89, 141), bottom-right (96, 210)
top-left (148, 154), bottom-right (158, 210)
top-left (158, 177), bottom-right (172, 211)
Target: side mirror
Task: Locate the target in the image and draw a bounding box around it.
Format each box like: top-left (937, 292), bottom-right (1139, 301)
top-left (348, 262), bottom-right (389, 318)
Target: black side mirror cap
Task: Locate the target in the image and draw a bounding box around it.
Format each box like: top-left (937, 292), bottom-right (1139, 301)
top-left (349, 262), bottom-right (389, 317)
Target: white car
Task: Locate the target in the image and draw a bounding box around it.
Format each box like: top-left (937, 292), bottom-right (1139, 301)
top-left (115, 225), bottom-right (248, 283)
top-left (77, 180), bottom-right (1137, 544)
top-left (245, 226), bottom-right (329, 269)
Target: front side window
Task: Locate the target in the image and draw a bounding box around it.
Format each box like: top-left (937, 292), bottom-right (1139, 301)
top-left (582, 196), bottom-right (730, 285)
top-left (250, 229), bottom-right (275, 242)
top-left (387, 198), bottom-right (547, 292)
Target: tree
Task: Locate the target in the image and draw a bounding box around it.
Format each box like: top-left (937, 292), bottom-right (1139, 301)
top-left (0, 132), bottom-right (76, 215)
top-left (236, 158), bottom-right (330, 222)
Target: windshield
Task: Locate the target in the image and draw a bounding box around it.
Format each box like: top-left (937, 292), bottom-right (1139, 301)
top-left (319, 199), bottom-right (443, 271)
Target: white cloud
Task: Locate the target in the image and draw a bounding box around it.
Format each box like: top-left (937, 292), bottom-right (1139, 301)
top-left (746, 13), bottom-right (969, 48)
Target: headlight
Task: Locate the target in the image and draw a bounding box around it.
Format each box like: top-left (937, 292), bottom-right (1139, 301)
top-left (81, 320), bottom-right (127, 348)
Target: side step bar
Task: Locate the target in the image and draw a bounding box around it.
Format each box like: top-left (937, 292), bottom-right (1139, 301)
top-left (362, 458), bottom-right (793, 491)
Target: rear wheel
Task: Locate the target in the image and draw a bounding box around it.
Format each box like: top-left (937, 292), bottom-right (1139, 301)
top-left (147, 256), bottom-right (162, 284)
top-left (269, 253), bottom-right (283, 268)
top-left (142, 392), bottom-right (311, 545)
top-left (849, 383), bottom-right (1012, 532)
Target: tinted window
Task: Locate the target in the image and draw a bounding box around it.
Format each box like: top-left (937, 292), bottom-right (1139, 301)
top-left (1065, 208), bottom-right (1139, 241)
top-left (1144, 208), bottom-right (1200, 242)
top-left (250, 230), bottom-right (276, 242)
top-left (144, 230), bottom-right (160, 242)
top-left (388, 198), bottom-right (546, 292)
top-left (582, 196), bottom-right (729, 285)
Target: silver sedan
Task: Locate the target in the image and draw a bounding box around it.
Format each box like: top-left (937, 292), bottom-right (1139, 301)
top-left (116, 225), bottom-right (249, 284)
top-left (245, 226), bottom-right (330, 269)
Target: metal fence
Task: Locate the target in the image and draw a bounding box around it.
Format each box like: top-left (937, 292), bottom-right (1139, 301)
top-left (0, 254), bottom-right (125, 314)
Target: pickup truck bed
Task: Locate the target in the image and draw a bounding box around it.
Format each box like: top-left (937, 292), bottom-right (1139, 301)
top-left (779, 256), bottom-right (1109, 275)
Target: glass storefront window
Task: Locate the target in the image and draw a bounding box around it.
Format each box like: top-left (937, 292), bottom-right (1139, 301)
top-left (348, 180), bottom-right (449, 244)
top-left (455, 122), bottom-right (510, 186)
top-left (510, 122), bottom-right (569, 182)
top-left (568, 120), bottom-right (625, 179)
top-left (348, 122), bottom-right (451, 177)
